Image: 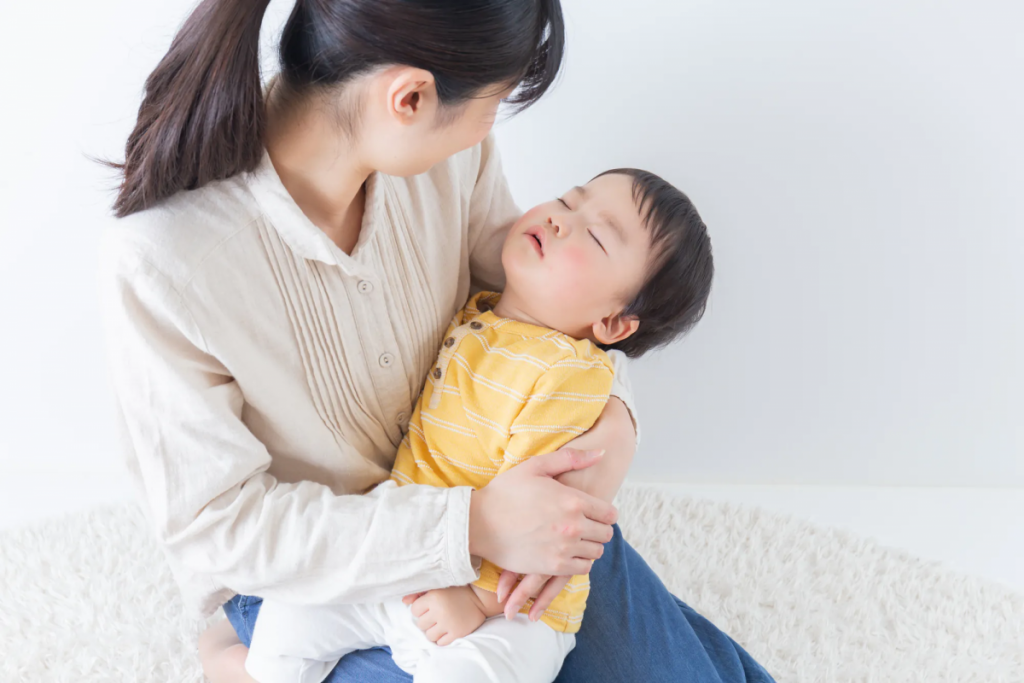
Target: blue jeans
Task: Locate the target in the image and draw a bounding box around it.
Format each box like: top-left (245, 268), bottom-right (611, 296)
top-left (224, 525), bottom-right (774, 682)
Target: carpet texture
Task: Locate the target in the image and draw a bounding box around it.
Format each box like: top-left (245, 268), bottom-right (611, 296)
top-left (1, 484), bottom-right (1021, 682)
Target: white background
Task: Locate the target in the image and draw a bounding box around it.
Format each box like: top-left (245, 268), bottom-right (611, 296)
top-left (1, 0), bottom-right (1022, 588)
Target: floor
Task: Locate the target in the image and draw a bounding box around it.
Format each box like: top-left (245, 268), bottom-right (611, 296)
top-left (2, 472), bottom-right (1021, 595)
top-left (640, 482), bottom-right (1024, 594)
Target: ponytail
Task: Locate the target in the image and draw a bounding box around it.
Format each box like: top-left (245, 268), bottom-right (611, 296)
top-left (113, 0), bottom-right (565, 217)
top-left (112, 0), bottom-right (272, 217)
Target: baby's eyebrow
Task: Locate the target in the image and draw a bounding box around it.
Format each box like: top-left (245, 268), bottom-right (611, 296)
top-left (573, 185), bottom-right (626, 244)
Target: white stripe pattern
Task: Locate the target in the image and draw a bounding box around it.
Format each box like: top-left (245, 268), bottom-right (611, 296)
top-left (420, 412), bottom-right (477, 439)
top-left (510, 424), bottom-right (588, 436)
top-left (464, 407), bottom-right (510, 438)
top-left (469, 334), bottom-right (552, 371)
top-left (450, 354), bottom-right (528, 403)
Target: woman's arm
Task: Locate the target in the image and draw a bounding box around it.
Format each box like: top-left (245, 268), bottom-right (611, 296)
top-left (100, 248), bottom-right (481, 607)
top-left (101, 239), bottom-right (616, 609)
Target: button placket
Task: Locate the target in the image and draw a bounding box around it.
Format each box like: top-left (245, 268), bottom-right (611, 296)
top-left (427, 318), bottom-right (490, 410)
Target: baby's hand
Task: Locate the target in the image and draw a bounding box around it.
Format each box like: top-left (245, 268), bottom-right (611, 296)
top-left (406, 586), bottom-right (487, 646)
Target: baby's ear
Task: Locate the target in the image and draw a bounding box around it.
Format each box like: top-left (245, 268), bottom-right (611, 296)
top-left (591, 313), bottom-right (639, 346)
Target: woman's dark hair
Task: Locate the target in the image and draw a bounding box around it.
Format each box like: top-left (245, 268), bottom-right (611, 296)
top-left (596, 169), bottom-right (714, 359)
top-left (111, 0), bottom-right (564, 217)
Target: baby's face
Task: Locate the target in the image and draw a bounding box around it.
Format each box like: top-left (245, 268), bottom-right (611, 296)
top-left (501, 173), bottom-right (652, 344)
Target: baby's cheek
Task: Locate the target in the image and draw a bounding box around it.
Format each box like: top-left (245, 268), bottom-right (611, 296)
top-left (559, 245), bottom-right (590, 271)
top-left (556, 246), bottom-right (597, 288)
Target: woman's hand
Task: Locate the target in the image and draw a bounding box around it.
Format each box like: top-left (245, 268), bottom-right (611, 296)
top-left (469, 448), bottom-right (617, 577)
top-left (496, 571), bottom-right (572, 621)
top-left (493, 397), bottom-right (637, 621)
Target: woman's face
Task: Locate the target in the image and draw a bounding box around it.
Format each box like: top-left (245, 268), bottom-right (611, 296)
top-left (360, 67), bottom-right (511, 177)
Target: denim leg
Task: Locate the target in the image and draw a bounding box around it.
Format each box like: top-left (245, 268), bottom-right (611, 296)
top-left (222, 524), bottom-right (774, 683)
top-left (222, 595), bottom-right (412, 683)
top-left (555, 525), bottom-right (776, 683)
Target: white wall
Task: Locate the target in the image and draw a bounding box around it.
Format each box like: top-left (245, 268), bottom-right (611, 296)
top-left (1, 0), bottom-right (1020, 492)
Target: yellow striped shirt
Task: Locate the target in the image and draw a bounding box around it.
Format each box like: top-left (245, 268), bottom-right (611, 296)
top-left (390, 291), bottom-right (614, 633)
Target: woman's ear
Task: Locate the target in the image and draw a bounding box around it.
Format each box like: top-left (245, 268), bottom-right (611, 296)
top-left (591, 313), bottom-right (640, 346)
top-left (386, 67), bottom-right (437, 124)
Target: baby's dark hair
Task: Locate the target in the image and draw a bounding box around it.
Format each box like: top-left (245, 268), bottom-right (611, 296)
top-left (596, 169), bottom-right (713, 358)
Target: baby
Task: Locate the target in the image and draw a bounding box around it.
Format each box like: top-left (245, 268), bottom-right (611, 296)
top-left (244, 169), bottom-right (713, 683)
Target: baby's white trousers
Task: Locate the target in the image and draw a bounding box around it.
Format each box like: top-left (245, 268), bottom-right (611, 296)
top-left (245, 596), bottom-right (576, 683)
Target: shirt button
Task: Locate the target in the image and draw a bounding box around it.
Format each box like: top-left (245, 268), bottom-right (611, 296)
top-left (478, 301), bottom-right (492, 312)
top-left (358, 280), bottom-right (374, 294)
top-left (433, 367), bottom-right (442, 380)
top-left (470, 321), bottom-right (484, 330)
top-left (444, 337), bottom-right (455, 348)
top-left (379, 353), bottom-right (395, 368)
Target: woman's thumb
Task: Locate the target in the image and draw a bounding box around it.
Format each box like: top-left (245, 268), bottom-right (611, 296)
top-left (529, 448), bottom-right (605, 478)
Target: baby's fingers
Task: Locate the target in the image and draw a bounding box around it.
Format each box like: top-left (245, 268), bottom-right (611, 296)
top-left (403, 592), bottom-right (428, 605)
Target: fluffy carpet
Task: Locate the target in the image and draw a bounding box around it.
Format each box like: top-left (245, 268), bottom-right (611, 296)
top-left (1, 485), bottom-right (1021, 682)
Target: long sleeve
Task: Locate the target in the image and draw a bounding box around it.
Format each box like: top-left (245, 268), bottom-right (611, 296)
top-left (99, 246), bottom-right (479, 613)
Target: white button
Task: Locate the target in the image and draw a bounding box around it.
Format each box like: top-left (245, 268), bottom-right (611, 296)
top-left (358, 280), bottom-right (374, 294)
top-left (379, 353), bottom-right (394, 368)
top-left (397, 412), bottom-right (408, 425)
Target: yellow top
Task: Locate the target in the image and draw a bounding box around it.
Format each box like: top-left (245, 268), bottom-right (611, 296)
top-left (390, 291), bottom-right (614, 633)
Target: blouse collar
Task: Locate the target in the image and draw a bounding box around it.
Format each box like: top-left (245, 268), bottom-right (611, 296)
top-left (245, 150), bottom-right (383, 276)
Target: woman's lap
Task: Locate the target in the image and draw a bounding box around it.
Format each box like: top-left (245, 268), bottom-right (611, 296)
top-left (223, 525), bottom-right (774, 683)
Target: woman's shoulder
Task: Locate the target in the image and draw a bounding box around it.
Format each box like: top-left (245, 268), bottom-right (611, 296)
top-left (100, 174), bottom-right (261, 290)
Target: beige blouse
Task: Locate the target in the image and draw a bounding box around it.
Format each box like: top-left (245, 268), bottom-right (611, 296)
top-left (98, 134), bottom-right (638, 619)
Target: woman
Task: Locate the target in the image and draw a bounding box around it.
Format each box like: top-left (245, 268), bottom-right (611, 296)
top-left (101, 0), bottom-right (773, 680)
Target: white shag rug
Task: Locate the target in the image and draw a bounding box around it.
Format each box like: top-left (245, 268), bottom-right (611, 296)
top-left (1, 485), bottom-right (1021, 683)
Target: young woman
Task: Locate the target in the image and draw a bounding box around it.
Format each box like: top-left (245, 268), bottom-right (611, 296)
top-left (101, 0), bottom-right (773, 680)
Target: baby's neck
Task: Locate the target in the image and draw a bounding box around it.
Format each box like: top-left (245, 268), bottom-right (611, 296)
top-left (490, 291), bottom-right (547, 329)
top-left (491, 290), bottom-right (594, 346)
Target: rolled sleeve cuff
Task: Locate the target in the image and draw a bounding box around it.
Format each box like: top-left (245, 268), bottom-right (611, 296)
top-left (445, 486), bottom-right (482, 586)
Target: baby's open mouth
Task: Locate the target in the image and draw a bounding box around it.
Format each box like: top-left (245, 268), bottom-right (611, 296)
top-left (526, 228), bottom-right (545, 255)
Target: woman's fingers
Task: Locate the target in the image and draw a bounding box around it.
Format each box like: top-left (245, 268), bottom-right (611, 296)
top-left (526, 448), bottom-right (604, 478)
top-left (570, 540), bottom-right (605, 562)
top-left (561, 557), bottom-right (598, 576)
top-left (577, 490), bottom-right (618, 526)
top-left (529, 576), bottom-right (572, 621)
top-left (496, 570), bottom-right (521, 603)
top-left (504, 574), bottom-right (550, 619)
top-left (579, 518), bottom-right (615, 545)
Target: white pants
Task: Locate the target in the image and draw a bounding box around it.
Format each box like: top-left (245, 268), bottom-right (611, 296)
top-left (245, 597), bottom-right (576, 683)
